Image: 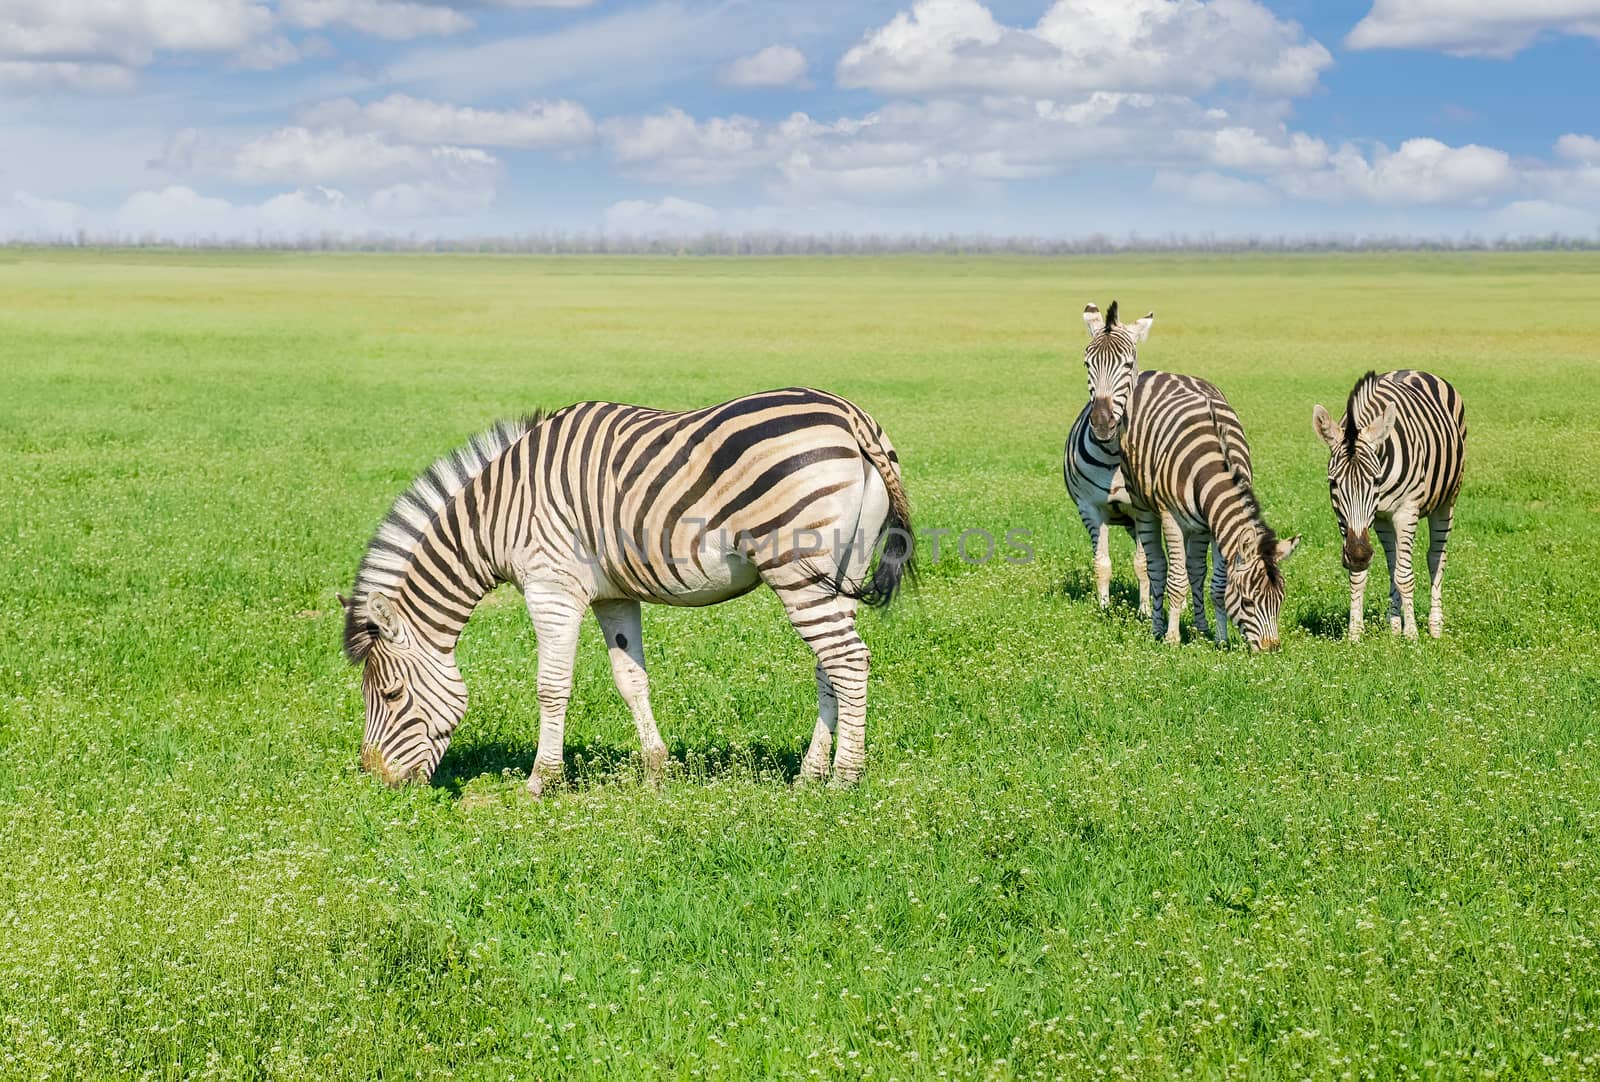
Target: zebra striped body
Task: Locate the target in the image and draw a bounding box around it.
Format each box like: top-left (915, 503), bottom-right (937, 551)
top-left (1312, 370), bottom-right (1465, 641)
top-left (1065, 301), bottom-right (1153, 613)
top-left (344, 387), bottom-right (913, 791)
top-left (1121, 371), bottom-right (1299, 650)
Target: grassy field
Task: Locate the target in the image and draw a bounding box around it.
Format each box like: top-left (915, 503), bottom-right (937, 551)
top-left (2, 249), bottom-right (1599, 1079)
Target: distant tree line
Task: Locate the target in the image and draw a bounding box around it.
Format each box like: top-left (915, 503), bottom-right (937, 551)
top-left (5, 229), bottom-right (1598, 254)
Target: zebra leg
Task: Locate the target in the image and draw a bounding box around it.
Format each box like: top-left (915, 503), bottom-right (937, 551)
top-left (1374, 517), bottom-right (1402, 635)
top-left (1391, 509), bottom-right (1421, 641)
top-left (772, 584), bottom-right (869, 786)
top-left (1137, 517), bottom-right (1168, 639)
top-left (1426, 506), bottom-right (1454, 638)
top-left (1089, 513), bottom-right (1113, 609)
top-left (592, 599), bottom-right (668, 784)
top-left (1209, 542), bottom-right (1229, 646)
top-left (524, 590), bottom-right (584, 798)
top-left (1161, 513), bottom-right (1188, 645)
top-left (1348, 567), bottom-right (1368, 643)
top-left (1184, 534), bottom-right (1211, 639)
top-left (798, 663), bottom-right (837, 784)
top-left (1128, 525), bottom-right (1151, 618)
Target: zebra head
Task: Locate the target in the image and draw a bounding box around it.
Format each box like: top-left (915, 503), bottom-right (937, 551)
top-left (1224, 528), bottom-right (1302, 652)
top-left (1081, 300), bottom-right (1154, 442)
top-left (1313, 375), bottom-right (1398, 572)
top-left (346, 591), bottom-right (468, 787)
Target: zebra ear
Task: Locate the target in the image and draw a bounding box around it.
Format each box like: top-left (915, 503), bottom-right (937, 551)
top-left (1274, 535), bottom-right (1302, 563)
top-left (365, 592), bottom-right (403, 641)
top-left (1359, 401), bottom-right (1398, 445)
top-left (1128, 311), bottom-right (1154, 343)
top-left (1082, 303), bottom-right (1104, 339)
top-left (1312, 405), bottom-right (1339, 447)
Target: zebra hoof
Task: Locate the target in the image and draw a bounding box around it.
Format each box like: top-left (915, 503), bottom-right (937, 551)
top-left (794, 764), bottom-right (829, 787)
top-left (828, 769), bottom-right (864, 790)
top-left (525, 767), bottom-right (563, 799)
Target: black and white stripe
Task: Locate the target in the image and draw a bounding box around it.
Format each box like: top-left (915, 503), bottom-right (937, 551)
top-left (1121, 371), bottom-right (1300, 650)
top-left (1312, 369), bottom-right (1465, 641)
top-left (1064, 301), bottom-right (1152, 614)
top-left (344, 387), bottom-right (914, 791)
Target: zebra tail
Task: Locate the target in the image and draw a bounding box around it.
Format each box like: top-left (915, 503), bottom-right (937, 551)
top-left (842, 410), bottom-right (916, 610)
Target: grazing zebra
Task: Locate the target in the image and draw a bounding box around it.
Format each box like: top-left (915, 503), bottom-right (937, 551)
top-left (1312, 370), bottom-right (1465, 642)
top-left (1064, 301), bottom-right (1152, 614)
top-left (342, 387), bottom-right (914, 793)
top-left (1121, 371), bottom-right (1300, 650)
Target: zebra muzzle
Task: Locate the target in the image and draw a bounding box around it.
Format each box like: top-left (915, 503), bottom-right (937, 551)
top-left (1341, 530), bottom-right (1373, 572)
top-left (1089, 399), bottom-right (1116, 441)
top-left (360, 743), bottom-right (427, 788)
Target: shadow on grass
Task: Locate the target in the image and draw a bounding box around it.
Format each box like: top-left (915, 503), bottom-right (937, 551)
top-left (1296, 602), bottom-right (1353, 640)
top-left (431, 735), bottom-right (808, 795)
top-left (1057, 566), bottom-right (1145, 612)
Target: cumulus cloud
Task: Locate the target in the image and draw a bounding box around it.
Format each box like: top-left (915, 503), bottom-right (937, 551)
top-left (837, 0), bottom-right (1332, 99)
top-left (602, 195), bottom-right (722, 235)
top-left (602, 95), bottom-right (1302, 199)
top-left (302, 94), bottom-right (596, 148)
top-left (0, 190), bottom-right (88, 239)
top-left (0, 60), bottom-right (136, 94)
top-left (1277, 138), bottom-right (1517, 205)
top-left (0, 0), bottom-right (274, 91)
top-left (1152, 170), bottom-right (1278, 206)
top-left (230, 126), bottom-right (500, 188)
top-left (1348, 0), bottom-right (1600, 58)
top-left (600, 92), bottom-right (1546, 216)
top-left (719, 45), bottom-right (811, 89)
top-left (0, 177), bottom-right (510, 243)
top-left (1555, 134), bottom-right (1600, 163)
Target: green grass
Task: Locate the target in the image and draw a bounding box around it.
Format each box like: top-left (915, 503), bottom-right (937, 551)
top-left (2, 248), bottom-right (1599, 1079)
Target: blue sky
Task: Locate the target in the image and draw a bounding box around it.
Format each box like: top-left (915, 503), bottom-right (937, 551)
top-left (3, 0), bottom-right (1599, 240)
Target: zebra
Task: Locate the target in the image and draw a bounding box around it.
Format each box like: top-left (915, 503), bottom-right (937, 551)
top-left (1121, 371), bottom-right (1300, 650)
top-left (1311, 370), bottom-right (1465, 642)
top-left (1064, 301), bottom-right (1153, 615)
top-left (342, 387), bottom-right (914, 794)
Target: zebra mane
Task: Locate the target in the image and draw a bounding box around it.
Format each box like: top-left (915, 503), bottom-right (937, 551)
top-left (1103, 300), bottom-right (1119, 332)
top-left (343, 412), bottom-right (544, 663)
top-left (1209, 400), bottom-right (1283, 589)
top-left (1343, 370), bottom-right (1381, 458)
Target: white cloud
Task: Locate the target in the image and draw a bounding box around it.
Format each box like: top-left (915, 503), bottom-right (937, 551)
top-left (0, 190), bottom-right (88, 239)
top-left (1276, 138), bottom-right (1517, 205)
top-left (1556, 134), bottom-right (1600, 163)
top-left (1184, 127), bottom-right (1331, 173)
top-left (278, 0), bottom-right (472, 40)
top-left (279, 0), bottom-right (598, 40)
top-left (601, 107), bottom-right (787, 185)
top-left (0, 0), bottom-right (275, 92)
top-left (719, 45), bottom-right (811, 89)
top-left (602, 195), bottom-right (721, 235)
top-left (602, 95), bottom-right (1289, 199)
top-left (838, 0), bottom-right (1332, 99)
top-left (1152, 170), bottom-right (1278, 206)
top-left (1490, 199), bottom-right (1600, 236)
top-left (1348, 1), bottom-right (1600, 58)
top-left (0, 60), bottom-right (136, 94)
top-left (230, 126), bottom-right (501, 189)
top-left (302, 94), bottom-right (595, 148)
top-left (387, 2), bottom-right (734, 97)
top-left (0, 177), bottom-right (509, 243)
